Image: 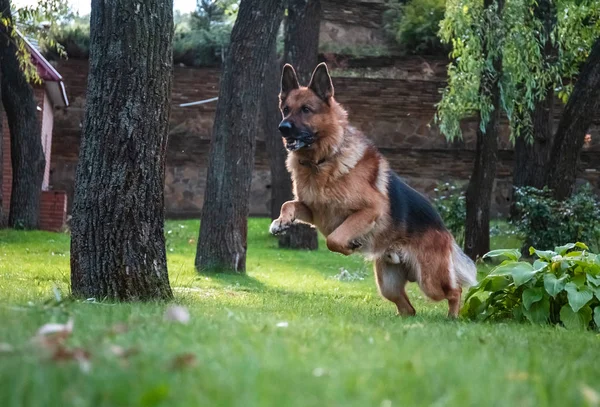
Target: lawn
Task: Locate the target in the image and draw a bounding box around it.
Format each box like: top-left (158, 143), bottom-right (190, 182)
top-left (0, 219), bottom-right (599, 407)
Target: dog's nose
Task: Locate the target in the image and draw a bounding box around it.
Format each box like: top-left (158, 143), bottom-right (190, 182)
top-left (278, 121), bottom-right (293, 136)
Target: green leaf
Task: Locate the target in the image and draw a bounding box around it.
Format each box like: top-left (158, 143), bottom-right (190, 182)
top-left (560, 304), bottom-right (592, 331)
top-left (509, 262), bottom-right (537, 287)
top-left (571, 273), bottom-right (586, 287)
top-left (483, 275), bottom-right (511, 292)
top-left (483, 249), bottom-right (521, 261)
top-left (543, 274), bottom-right (567, 298)
top-left (574, 242), bottom-right (589, 251)
top-left (564, 282), bottom-right (594, 313)
top-left (554, 243), bottom-right (576, 255)
top-left (523, 296), bottom-right (550, 325)
top-left (594, 307), bottom-right (600, 329)
top-left (532, 259), bottom-right (549, 272)
top-left (530, 248), bottom-right (556, 261)
top-left (461, 291), bottom-right (490, 318)
top-left (587, 273), bottom-right (600, 287)
top-left (522, 287), bottom-right (543, 310)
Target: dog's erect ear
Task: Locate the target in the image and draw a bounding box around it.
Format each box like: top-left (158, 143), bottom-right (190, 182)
top-left (308, 63), bottom-right (334, 102)
top-left (281, 64), bottom-right (300, 98)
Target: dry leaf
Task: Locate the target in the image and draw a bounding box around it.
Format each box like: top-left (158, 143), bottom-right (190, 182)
top-left (581, 384), bottom-right (600, 406)
top-left (170, 353), bottom-right (197, 370)
top-left (109, 345), bottom-right (139, 359)
top-left (164, 305), bottom-right (190, 324)
top-left (506, 371), bottom-right (529, 381)
top-left (108, 323), bottom-right (129, 335)
top-left (276, 321), bottom-right (289, 328)
top-left (0, 343), bottom-right (14, 353)
top-left (37, 318), bottom-right (74, 337)
top-left (52, 347), bottom-right (92, 373)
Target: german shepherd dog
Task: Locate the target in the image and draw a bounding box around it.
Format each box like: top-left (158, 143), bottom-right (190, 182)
top-left (269, 63), bottom-right (477, 317)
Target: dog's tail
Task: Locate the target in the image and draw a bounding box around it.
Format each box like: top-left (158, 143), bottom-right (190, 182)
top-left (451, 240), bottom-right (477, 287)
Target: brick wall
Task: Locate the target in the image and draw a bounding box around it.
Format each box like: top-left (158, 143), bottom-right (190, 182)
top-left (50, 58), bottom-right (600, 219)
top-left (39, 191), bottom-right (67, 232)
top-left (1, 85), bottom-right (67, 230)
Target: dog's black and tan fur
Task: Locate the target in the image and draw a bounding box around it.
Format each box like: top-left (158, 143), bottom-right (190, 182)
top-left (270, 63), bottom-right (476, 317)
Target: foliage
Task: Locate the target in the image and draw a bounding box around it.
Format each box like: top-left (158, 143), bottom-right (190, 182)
top-left (45, 19), bottom-right (89, 59)
top-left (1, 220), bottom-right (599, 406)
top-left (383, 0), bottom-right (448, 55)
top-left (436, 0), bottom-right (600, 142)
top-left (463, 243), bottom-right (600, 331)
top-left (432, 182), bottom-right (466, 246)
top-left (0, 0), bottom-right (71, 83)
top-left (513, 184), bottom-right (600, 253)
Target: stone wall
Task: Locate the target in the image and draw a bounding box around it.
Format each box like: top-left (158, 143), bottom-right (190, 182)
top-left (49, 58), bottom-right (600, 219)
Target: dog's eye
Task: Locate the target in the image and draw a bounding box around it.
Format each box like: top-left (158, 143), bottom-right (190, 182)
top-left (282, 106), bottom-right (290, 115)
top-left (301, 105), bottom-right (311, 114)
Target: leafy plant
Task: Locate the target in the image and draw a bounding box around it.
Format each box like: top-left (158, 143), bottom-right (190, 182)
top-left (436, 0), bottom-right (600, 142)
top-left (383, 0), bottom-right (447, 55)
top-left (462, 243), bottom-right (600, 331)
top-left (513, 184), bottom-right (600, 253)
top-left (432, 182), bottom-right (466, 246)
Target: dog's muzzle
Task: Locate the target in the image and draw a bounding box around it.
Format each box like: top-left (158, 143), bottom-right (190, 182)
top-left (278, 121), bottom-right (314, 151)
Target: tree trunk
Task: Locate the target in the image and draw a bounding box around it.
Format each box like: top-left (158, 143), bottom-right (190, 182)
top-left (263, 45), bottom-right (292, 220)
top-left (512, 91), bottom-right (554, 191)
top-left (510, 0), bottom-right (556, 217)
top-left (464, 0), bottom-right (503, 260)
top-left (546, 37), bottom-right (600, 201)
top-left (0, 1), bottom-right (45, 229)
top-left (283, 0), bottom-right (322, 84)
top-left (70, 0), bottom-right (174, 301)
top-left (268, 0), bottom-right (321, 249)
top-left (195, 0), bottom-right (285, 273)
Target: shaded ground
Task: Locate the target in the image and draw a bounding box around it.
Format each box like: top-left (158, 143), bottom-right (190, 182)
top-left (0, 219), bottom-right (598, 407)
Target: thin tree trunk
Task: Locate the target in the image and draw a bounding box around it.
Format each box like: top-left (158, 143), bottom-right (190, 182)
top-left (546, 37), bottom-right (600, 201)
top-left (511, 0), bottom-right (556, 216)
top-left (70, 0), bottom-right (174, 300)
top-left (263, 45), bottom-right (292, 220)
top-left (464, 0), bottom-right (503, 260)
top-left (268, 0), bottom-right (321, 250)
top-left (196, 0), bottom-right (285, 273)
top-left (0, 1), bottom-right (45, 229)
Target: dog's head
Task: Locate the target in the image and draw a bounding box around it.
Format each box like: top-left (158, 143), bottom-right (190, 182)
top-left (278, 63), bottom-right (345, 153)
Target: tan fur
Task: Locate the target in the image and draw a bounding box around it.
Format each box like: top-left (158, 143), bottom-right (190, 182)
top-left (271, 63), bottom-right (466, 318)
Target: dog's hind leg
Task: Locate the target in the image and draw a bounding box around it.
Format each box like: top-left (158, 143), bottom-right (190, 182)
top-left (374, 259), bottom-right (415, 316)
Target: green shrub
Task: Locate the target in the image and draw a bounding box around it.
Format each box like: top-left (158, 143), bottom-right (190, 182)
top-left (513, 185), bottom-right (600, 253)
top-left (383, 0), bottom-right (448, 55)
top-left (432, 182), bottom-right (466, 246)
top-left (172, 24), bottom-right (231, 67)
top-left (463, 243), bottom-right (600, 331)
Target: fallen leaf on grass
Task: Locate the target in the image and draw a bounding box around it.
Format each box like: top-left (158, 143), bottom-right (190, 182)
top-left (164, 306), bottom-right (190, 324)
top-left (506, 371), bottom-right (529, 381)
top-left (52, 347), bottom-right (92, 373)
top-left (170, 353), bottom-right (197, 370)
top-left (32, 318), bottom-right (74, 352)
top-left (0, 343), bottom-right (14, 353)
top-left (276, 321), bottom-right (289, 328)
top-left (108, 323), bottom-right (129, 336)
top-left (109, 345), bottom-right (139, 359)
top-left (36, 318), bottom-right (74, 337)
top-left (312, 367), bottom-right (327, 377)
top-left (581, 384), bottom-right (600, 406)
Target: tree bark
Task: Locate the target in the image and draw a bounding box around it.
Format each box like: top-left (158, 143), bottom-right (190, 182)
top-left (263, 45), bottom-right (292, 221)
top-left (464, 0), bottom-right (503, 260)
top-left (267, 0), bottom-right (321, 249)
top-left (196, 0), bottom-right (285, 273)
top-left (70, 0), bottom-right (174, 301)
top-left (0, 1), bottom-right (45, 229)
top-left (546, 36), bottom-right (600, 201)
top-left (510, 0), bottom-right (556, 217)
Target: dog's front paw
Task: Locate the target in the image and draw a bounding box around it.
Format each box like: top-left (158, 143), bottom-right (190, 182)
top-left (269, 218), bottom-right (291, 236)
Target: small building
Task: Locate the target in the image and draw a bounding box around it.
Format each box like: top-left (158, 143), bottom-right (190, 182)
top-left (1, 32), bottom-right (69, 231)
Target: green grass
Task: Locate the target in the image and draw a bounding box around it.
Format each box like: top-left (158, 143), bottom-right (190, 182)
top-left (0, 219), bottom-right (598, 407)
